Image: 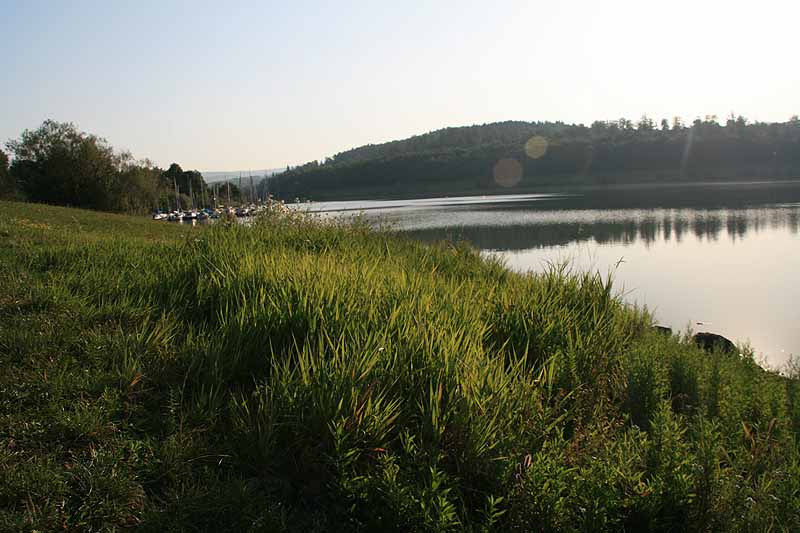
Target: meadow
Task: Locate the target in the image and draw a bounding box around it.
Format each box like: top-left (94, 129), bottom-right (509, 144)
top-left (0, 200), bottom-right (798, 531)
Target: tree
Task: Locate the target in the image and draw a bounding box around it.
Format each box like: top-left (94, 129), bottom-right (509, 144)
top-left (161, 165), bottom-right (209, 209)
top-left (618, 118), bottom-right (634, 130)
top-left (219, 181), bottom-right (241, 205)
top-left (6, 120), bottom-right (172, 213)
top-left (115, 158), bottom-right (163, 212)
top-left (180, 170), bottom-right (207, 202)
top-left (0, 148), bottom-right (12, 197)
top-left (637, 115), bottom-right (655, 131)
top-left (660, 119), bottom-right (670, 131)
top-left (736, 115), bottom-right (748, 128)
top-left (590, 120), bottom-right (608, 132)
top-left (163, 163), bottom-right (184, 188)
top-left (7, 120), bottom-right (121, 210)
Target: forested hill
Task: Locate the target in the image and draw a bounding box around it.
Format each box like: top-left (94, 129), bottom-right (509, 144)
top-left (269, 116), bottom-right (800, 200)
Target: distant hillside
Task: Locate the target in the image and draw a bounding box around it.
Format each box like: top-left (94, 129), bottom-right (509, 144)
top-left (269, 118), bottom-right (800, 200)
top-left (203, 169), bottom-right (284, 183)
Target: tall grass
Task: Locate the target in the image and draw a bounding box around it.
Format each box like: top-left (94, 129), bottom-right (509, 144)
top-left (0, 200), bottom-right (798, 531)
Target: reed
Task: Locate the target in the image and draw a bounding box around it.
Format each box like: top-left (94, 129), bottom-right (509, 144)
top-left (1, 200), bottom-right (798, 531)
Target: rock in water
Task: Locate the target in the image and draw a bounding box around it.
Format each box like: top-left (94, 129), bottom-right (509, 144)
top-left (693, 332), bottom-right (736, 354)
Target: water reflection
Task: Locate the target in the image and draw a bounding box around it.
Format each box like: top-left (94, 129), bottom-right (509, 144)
top-left (404, 207), bottom-right (800, 251)
top-left (314, 182), bottom-right (800, 368)
top-left (399, 204), bottom-right (800, 369)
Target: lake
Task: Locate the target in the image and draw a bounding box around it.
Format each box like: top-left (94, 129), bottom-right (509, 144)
top-left (304, 181), bottom-right (800, 370)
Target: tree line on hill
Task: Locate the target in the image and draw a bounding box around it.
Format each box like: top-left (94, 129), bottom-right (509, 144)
top-left (0, 120), bottom-right (249, 213)
top-left (271, 115), bottom-right (800, 200)
top-left (5, 116), bottom-right (800, 210)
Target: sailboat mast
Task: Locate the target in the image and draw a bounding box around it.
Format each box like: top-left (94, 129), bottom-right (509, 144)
top-left (189, 178), bottom-right (194, 210)
top-left (174, 176), bottom-right (180, 212)
top-left (250, 173), bottom-right (255, 204)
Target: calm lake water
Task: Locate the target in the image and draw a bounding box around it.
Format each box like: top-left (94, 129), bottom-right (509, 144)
top-left (305, 181), bottom-right (800, 369)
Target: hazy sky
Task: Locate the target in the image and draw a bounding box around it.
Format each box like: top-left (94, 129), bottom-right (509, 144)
top-left (2, 0), bottom-right (798, 171)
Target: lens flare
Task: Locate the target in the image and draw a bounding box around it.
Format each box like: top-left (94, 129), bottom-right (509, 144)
top-left (524, 136), bottom-right (548, 159)
top-left (493, 158), bottom-right (523, 188)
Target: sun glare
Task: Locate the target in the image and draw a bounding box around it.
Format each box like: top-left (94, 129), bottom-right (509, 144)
top-left (524, 135), bottom-right (548, 159)
top-left (493, 157), bottom-right (523, 187)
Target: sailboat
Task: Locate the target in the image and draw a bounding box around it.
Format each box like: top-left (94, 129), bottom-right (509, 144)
top-left (168, 176), bottom-right (184, 221)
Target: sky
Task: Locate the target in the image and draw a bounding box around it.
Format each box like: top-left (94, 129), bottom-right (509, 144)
top-left (2, 0), bottom-right (799, 171)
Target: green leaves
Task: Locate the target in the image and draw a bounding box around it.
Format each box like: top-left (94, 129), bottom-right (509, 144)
top-left (2, 201), bottom-right (800, 530)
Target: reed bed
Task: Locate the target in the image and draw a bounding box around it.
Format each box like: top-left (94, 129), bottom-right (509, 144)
top-left (0, 200), bottom-right (798, 531)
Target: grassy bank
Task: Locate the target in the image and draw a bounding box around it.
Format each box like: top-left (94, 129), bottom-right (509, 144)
top-left (1, 200), bottom-right (799, 531)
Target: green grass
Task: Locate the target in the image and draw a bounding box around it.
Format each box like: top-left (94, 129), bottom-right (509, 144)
top-left (1, 200), bottom-right (799, 531)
